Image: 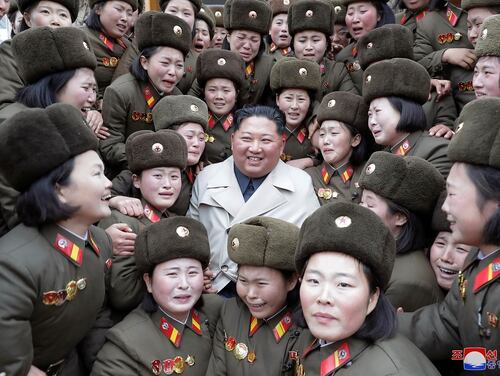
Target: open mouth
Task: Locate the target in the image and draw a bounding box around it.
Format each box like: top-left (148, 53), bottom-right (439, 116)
top-left (116, 23), bottom-right (127, 33)
top-left (194, 42), bottom-right (205, 52)
top-left (101, 194), bottom-right (112, 202)
top-left (437, 266), bottom-right (458, 276)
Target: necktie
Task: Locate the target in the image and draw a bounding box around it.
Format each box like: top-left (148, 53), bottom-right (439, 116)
top-left (243, 180), bottom-right (255, 202)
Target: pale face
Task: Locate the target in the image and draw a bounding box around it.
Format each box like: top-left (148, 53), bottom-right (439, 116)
top-left (228, 29), bottom-right (262, 63)
top-left (442, 163), bottom-right (498, 247)
top-left (269, 13), bottom-right (291, 49)
top-left (276, 89), bottom-right (311, 129)
top-left (430, 231), bottom-right (472, 290)
top-left (141, 47), bottom-right (184, 94)
top-left (231, 116), bottom-right (284, 178)
top-left (56, 68), bottom-right (97, 117)
top-left (58, 150), bottom-right (112, 225)
top-left (96, 0), bottom-right (133, 39)
top-left (204, 78), bottom-right (237, 116)
top-left (0, 0), bottom-right (10, 18)
top-left (368, 97), bottom-right (402, 147)
top-left (402, 0), bottom-right (430, 12)
top-left (300, 252), bottom-right (379, 342)
top-left (211, 26), bottom-right (228, 49)
top-left (164, 0), bottom-right (195, 31)
top-left (345, 1), bottom-right (379, 41)
top-left (467, 7), bottom-right (495, 47)
top-left (293, 30), bottom-right (327, 63)
top-left (144, 258), bottom-right (204, 322)
top-left (318, 120), bottom-right (360, 167)
top-left (24, 0), bottom-right (72, 28)
top-left (473, 57), bottom-right (500, 98)
top-left (133, 167), bottom-right (182, 211)
top-left (176, 122), bottom-right (206, 166)
top-left (237, 265), bottom-right (297, 319)
top-left (360, 189), bottom-right (407, 238)
top-left (193, 19), bottom-right (211, 53)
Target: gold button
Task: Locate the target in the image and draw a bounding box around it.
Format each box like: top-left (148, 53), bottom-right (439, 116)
top-left (335, 216), bottom-right (352, 228)
top-left (152, 143), bottom-right (163, 153)
top-left (327, 99), bottom-right (336, 108)
top-left (299, 67), bottom-right (308, 76)
top-left (173, 25), bottom-right (183, 36)
top-left (454, 32), bottom-right (461, 41)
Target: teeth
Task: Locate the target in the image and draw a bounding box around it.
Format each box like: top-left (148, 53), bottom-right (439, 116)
top-left (439, 267), bottom-right (457, 275)
top-left (102, 194), bottom-right (112, 200)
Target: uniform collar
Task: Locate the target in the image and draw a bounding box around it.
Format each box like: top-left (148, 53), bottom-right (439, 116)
top-left (248, 305), bottom-right (294, 343)
top-left (321, 162), bottom-right (354, 184)
top-left (141, 199), bottom-right (170, 223)
top-left (390, 131), bottom-right (421, 155)
top-left (155, 308), bottom-right (203, 348)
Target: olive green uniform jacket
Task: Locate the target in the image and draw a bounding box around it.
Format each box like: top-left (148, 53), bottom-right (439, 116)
top-left (206, 297), bottom-right (300, 376)
top-left (334, 43), bottom-right (364, 94)
top-left (99, 73), bottom-right (181, 173)
top-left (423, 91), bottom-right (458, 130)
top-left (81, 26), bottom-right (132, 99)
top-left (287, 330), bottom-right (441, 376)
top-left (399, 248), bottom-right (500, 375)
top-left (412, 4), bottom-right (475, 112)
top-left (0, 223), bottom-right (112, 375)
top-left (306, 162), bottom-right (363, 206)
top-left (177, 50), bottom-right (199, 94)
top-left (281, 125), bottom-right (315, 163)
top-left (0, 39), bottom-right (23, 110)
top-left (268, 45), bottom-right (293, 61)
top-left (387, 131), bottom-right (452, 177)
top-left (387, 249), bottom-right (445, 312)
top-left (98, 205), bottom-right (175, 312)
top-left (91, 294), bottom-right (223, 375)
top-left (317, 57), bottom-right (358, 102)
top-left (205, 112), bottom-right (235, 164)
top-left (110, 168), bottom-right (193, 216)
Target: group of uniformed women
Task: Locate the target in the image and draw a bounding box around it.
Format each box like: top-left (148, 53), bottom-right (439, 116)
top-left (0, 0), bottom-right (499, 375)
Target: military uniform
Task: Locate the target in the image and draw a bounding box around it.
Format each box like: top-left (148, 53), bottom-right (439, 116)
top-left (318, 57), bottom-right (359, 100)
top-left (387, 131), bottom-right (451, 177)
top-left (239, 54), bottom-right (276, 106)
top-left (0, 40), bottom-right (23, 111)
top-left (281, 126), bottom-right (315, 162)
top-left (335, 43), bottom-right (364, 94)
top-left (287, 331), bottom-right (441, 376)
top-left (110, 40), bottom-right (139, 83)
top-left (92, 294), bottom-right (223, 375)
top-left (396, 8), bottom-right (430, 38)
top-left (177, 50), bottom-right (199, 94)
top-left (423, 91), bottom-right (458, 130)
top-left (81, 26), bottom-right (132, 99)
top-left (306, 162), bottom-right (363, 205)
top-left (413, 4), bottom-right (475, 112)
top-left (268, 44), bottom-right (294, 60)
top-left (207, 298), bottom-right (299, 376)
top-left (205, 112), bottom-right (235, 164)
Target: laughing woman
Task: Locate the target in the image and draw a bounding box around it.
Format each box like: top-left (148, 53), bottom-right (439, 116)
top-left (289, 202), bottom-right (440, 375)
top-left (207, 217), bottom-right (300, 376)
top-left (0, 104), bottom-right (113, 375)
top-left (92, 217), bottom-right (223, 376)
top-left (270, 57), bottom-right (320, 169)
top-left (99, 11), bottom-right (191, 176)
top-left (306, 91), bottom-right (370, 205)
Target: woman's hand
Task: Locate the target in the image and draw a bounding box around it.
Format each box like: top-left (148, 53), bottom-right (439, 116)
top-left (109, 196), bottom-right (144, 217)
top-left (442, 48), bottom-right (477, 70)
top-left (105, 223), bottom-right (137, 257)
top-left (428, 124), bottom-right (454, 139)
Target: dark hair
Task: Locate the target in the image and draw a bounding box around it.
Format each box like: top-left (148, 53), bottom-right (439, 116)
top-left (130, 46), bottom-right (160, 82)
top-left (386, 199), bottom-right (429, 254)
top-left (295, 261), bottom-right (396, 342)
top-left (16, 158), bottom-right (79, 226)
top-left (374, 2), bottom-right (396, 28)
top-left (85, 5), bottom-right (105, 32)
top-left (465, 164), bottom-right (500, 245)
top-left (16, 69), bottom-right (77, 108)
top-left (344, 123), bottom-right (370, 166)
top-left (387, 96), bottom-right (427, 133)
top-left (234, 105), bottom-right (286, 134)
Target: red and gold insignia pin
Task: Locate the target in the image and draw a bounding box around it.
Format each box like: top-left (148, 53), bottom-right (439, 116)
top-left (225, 336), bottom-right (236, 351)
top-left (487, 312), bottom-right (498, 328)
top-left (473, 258), bottom-right (500, 292)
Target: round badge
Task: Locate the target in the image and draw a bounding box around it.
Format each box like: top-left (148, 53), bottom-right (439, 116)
top-left (456, 122), bottom-right (464, 133)
top-left (481, 28), bottom-right (488, 40)
top-left (190, 104), bottom-right (199, 112)
top-left (334, 5), bottom-right (342, 14)
top-left (234, 343), bottom-right (249, 360)
top-left (299, 67), bottom-right (308, 76)
top-left (185, 355), bottom-right (195, 366)
top-left (327, 99), bottom-right (336, 108)
top-left (152, 143), bottom-right (163, 153)
top-left (352, 61), bottom-right (361, 71)
top-left (82, 41), bottom-right (89, 50)
top-left (231, 237), bottom-right (239, 251)
top-left (176, 226), bottom-right (190, 238)
top-left (367, 42), bottom-right (373, 49)
top-left (305, 9), bottom-right (313, 17)
top-left (76, 278), bottom-right (87, 290)
top-left (215, 11), bottom-right (222, 17)
top-left (454, 32), bottom-right (462, 41)
top-left (365, 75), bottom-right (372, 83)
top-left (335, 216), bottom-right (352, 228)
top-left (173, 25), bottom-right (183, 36)
top-left (283, 0), bottom-right (290, 5)
top-left (249, 10), bottom-right (257, 18)
top-left (217, 58), bottom-right (226, 66)
top-left (366, 163), bottom-right (376, 175)
top-left (58, 239), bottom-right (67, 248)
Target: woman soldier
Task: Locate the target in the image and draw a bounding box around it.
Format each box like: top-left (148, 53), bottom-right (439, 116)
top-left (287, 202), bottom-right (440, 375)
top-left (99, 11), bottom-right (191, 176)
top-left (92, 217), bottom-right (223, 375)
top-left (395, 0), bottom-right (430, 36)
top-left (266, 0), bottom-right (294, 60)
top-left (193, 49), bottom-right (245, 164)
top-left (399, 97), bottom-right (500, 370)
top-left (363, 57), bottom-right (452, 177)
top-left (207, 217), bottom-right (300, 376)
top-left (335, 0), bottom-right (394, 94)
top-left (473, 14), bottom-right (500, 98)
top-left (0, 104), bottom-right (113, 375)
top-left (288, 0), bottom-right (357, 103)
top-left (208, 4), bottom-right (227, 49)
top-left (82, 0), bottom-right (137, 99)
top-left (0, 0), bottom-right (77, 111)
top-left (306, 91), bottom-right (370, 205)
top-left (192, 5), bottom-right (215, 54)
top-left (358, 152), bottom-right (445, 311)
